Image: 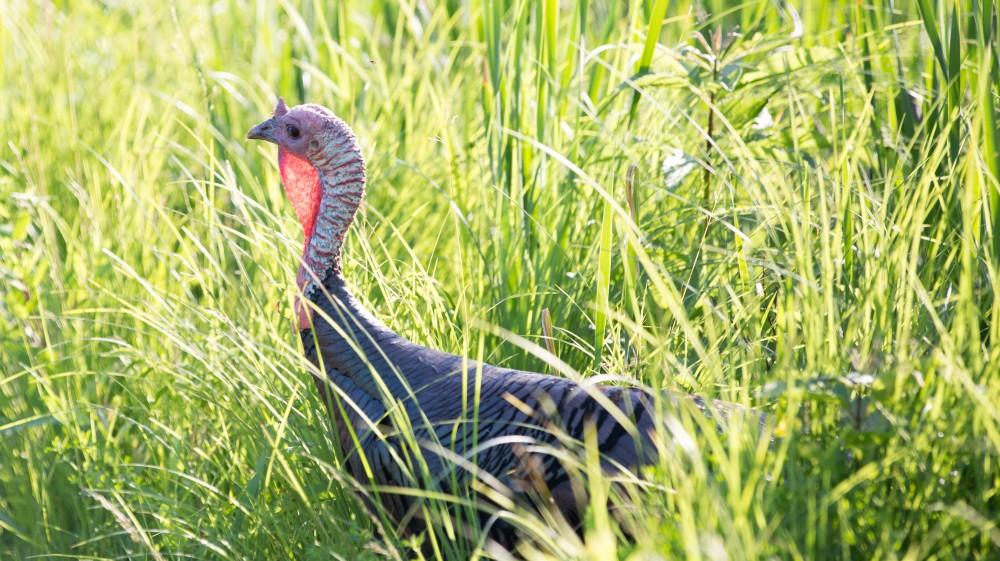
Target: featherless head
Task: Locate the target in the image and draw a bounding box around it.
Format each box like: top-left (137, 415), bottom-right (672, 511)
top-left (248, 98), bottom-right (367, 330)
top-left (247, 97), bottom-right (352, 160)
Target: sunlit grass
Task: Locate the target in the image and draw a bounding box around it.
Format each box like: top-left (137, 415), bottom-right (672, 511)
top-left (2, 0), bottom-right (999, 559)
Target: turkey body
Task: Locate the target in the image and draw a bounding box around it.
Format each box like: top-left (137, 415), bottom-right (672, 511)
top-left (245, 101), bottom-right (751, 545)
top-left (303, 270), bottom-right (657, 536)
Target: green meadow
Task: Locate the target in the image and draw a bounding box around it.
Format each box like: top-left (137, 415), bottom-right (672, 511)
top-left (2, 0), bottom-right (999, 558)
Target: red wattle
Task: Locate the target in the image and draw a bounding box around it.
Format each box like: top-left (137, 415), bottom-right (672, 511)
top-left (278, 147), bottom-right (321, 329)
top-left (278, 147), bottom-right (321, 240)
top-left (295, 297), bottom-right (311, 330)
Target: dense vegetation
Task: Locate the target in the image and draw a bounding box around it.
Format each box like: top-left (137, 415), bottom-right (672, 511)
top-left (3, 0), bottom-right (999, 558)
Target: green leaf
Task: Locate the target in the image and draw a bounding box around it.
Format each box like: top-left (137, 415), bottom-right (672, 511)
top-left (0, 415), bottom-right (57, 438)
top-left (11, 212), bottom-right (29, 241)
top-left (594, 198), bottom-right (613, 367)
top-left (628, 0), bottom-right (669, 123)
top-left (917, 0), bottom-right (948, 76)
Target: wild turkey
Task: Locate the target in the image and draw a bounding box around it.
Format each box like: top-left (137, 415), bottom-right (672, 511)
top-left (247, 99), bottom-right (746, 543)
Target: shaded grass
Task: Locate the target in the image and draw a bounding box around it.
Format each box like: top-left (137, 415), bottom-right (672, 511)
top-left (1, 0), bottom-right (999, 559)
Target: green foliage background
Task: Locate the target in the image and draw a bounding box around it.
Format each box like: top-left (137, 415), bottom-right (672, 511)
top-left (2, 0), bottom-right (999, 558)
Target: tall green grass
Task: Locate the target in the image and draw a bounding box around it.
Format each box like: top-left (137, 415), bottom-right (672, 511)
top-left (2, 0), bottom-right (999, 558)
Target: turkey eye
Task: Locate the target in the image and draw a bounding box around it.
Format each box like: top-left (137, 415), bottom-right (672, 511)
top-left (286, 124), bottom-right (301, 138)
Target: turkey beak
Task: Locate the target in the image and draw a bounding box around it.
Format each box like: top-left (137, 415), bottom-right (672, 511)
top-left (247, 118), bottom-right (278, 143)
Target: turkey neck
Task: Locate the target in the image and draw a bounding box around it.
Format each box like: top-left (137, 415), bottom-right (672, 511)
top-left (297, 121), bottom-right (415, 401)
top-left (297, 124), bottom-right (366, 305)
top-left (305, 259), bottom-right (426, 409)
